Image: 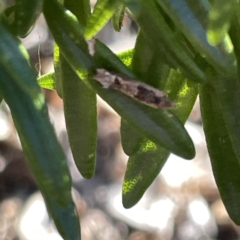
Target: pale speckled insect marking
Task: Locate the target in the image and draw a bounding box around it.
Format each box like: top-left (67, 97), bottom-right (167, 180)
top-left (94, 69), bottom-right (175, 109)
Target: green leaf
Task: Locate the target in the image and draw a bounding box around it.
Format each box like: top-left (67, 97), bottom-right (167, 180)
top-left (0, 22), bottom-right (39, 97)
top-left (60, 55), bottom-right (97, 179)
top-left (111, 3), bottom-right (125, 32)
top-left (84, 0), bottom-right (122, 39)
top-left (123, 140), bottom-right (169, 208)
top-left (200, 82), bottom-right (240, 225)
top-left (45, 195), bottom-right (80, 240)
top-left (59, 0), bottom-right (97, 179)
top-left (93, 40), bottom-right (134, 77)
top-left (123, 75), bottom-right (198, 208)
top-left (0, 65), bottom-right (80, 240)
top-left (207, 0), bottom-right (236, 45)
top-left (13, 0), bottom-right (43, 37)
top-left (37, 72), bottom-right (55, 90)
top-left (129, 32), bottom-right (170, 88)
top-left (120, 121), bottom-right (143, 156)
top-left (64, 0), bottom-right (91, 26)
top-left (1, 6), bottom-right (16, 30)
top-left (124, 0), bottom-right (207, 83)
top-left (0, 19), bottom-right (80, 239)
top-left (211, 74), bottom-right (240, 165)
top-left (122, 32), bottom-right (197, 208)
top-left (155, 0), bottom-right (236, 76)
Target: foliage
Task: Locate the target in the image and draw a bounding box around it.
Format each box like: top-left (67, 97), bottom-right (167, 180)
top-left (0, 0), bottom-right (240, 239)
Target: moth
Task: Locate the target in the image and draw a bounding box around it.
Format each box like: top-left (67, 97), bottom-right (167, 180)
top-left (94, 69), bottom-right (175, 109)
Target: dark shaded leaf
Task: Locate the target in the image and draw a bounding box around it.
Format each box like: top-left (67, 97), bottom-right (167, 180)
top-left (13, 0), bottom-right (43, 37)
top-left (0, 65), bottom-right (80, 240)
top-left (200, 82), bottom-right (240, 225)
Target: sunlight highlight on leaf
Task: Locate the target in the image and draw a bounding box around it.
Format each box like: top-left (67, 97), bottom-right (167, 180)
top-left (117, 49), bottom-right (134, 67)
top-left (175, 83), bottom-right (190, 108)
top-left (141, 140), bottom-right (157, 152)
top-left (179, 83), bottom-right (189, 97)
top-left (123, 175), bottom-right (143, 194)
top-left (33, 93), bottom-right (45, 110)
top-left (37, 72), bottom-right (55, 90)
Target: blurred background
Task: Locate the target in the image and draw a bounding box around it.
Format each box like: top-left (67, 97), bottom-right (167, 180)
top-left (0, 2), bottom-right (240, 240)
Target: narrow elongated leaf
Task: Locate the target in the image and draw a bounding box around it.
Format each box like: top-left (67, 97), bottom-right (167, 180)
top-left (123, 76), bottom-right (198, 208)
top-left (84, 0), bottom-right (122, 39)
top-left (200, 83), bottom-right (240, 225)
top-left (13, 0), bottom-right (43, 37)
top-left (0, 65), bottom-right (80, 240)
top-left (211, 74), bottom-right (240, 165)
top-left (122, 33), bottom-right (198, 208)
top-left (0, 20), bottom-right (80, 239)
top-left (210, 20), bottom-right (240, 164)
top-left (44, 195), bottom-right (80, 240)
top-left (60, 56), bottom-right (97, 179)
top-left (155, 0), bottom-right (236, 76)
top-left (123, 140), bottom-right (169, 208)
top-left (64, 0), bottom-right (91, 26)
top-left (124, 0), bottom-right (207, 83)
top-left (111, 3), bottom-right (125, 32)
top-left (0, 22), bottom-right (39, 96)
top-left (59, 0), bottom-right (97, 179)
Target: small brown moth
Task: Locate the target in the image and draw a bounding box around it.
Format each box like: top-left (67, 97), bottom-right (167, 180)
top-left (94, 69), bottom-right (175, 109)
